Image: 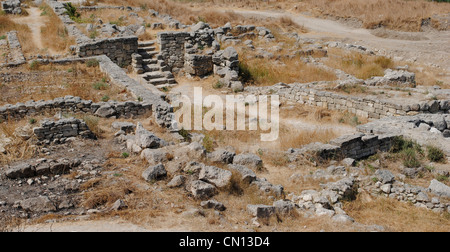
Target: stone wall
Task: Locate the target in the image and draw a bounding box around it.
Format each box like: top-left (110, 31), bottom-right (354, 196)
top-left (287, 132), bottom-right (399, 161)
top-left (157, 32), bottom-right (190, 72)
top-left (33, 117), bottom-right (96, 144)
top-left (4, 30), bottom-right (26, 66)
top-left (77, 36), bottom-right (138, 66)
top-left (246, 83), bottom-right (450, 119)
top-left (0, 96), bottom-right (153, 122)
top-left (1, 0), bottom-right (21, 14)
top-left (184, 54), bottom-right (213, 76)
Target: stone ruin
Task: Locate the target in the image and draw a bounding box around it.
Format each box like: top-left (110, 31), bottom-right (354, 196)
top-left (0, 0), bottom-right (449, 229)
top-left (1, 0), bottom-right (22, 15)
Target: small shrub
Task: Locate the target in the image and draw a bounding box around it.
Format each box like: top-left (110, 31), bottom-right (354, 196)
top-left (101, 95), bottom-right (110, 102)
top-left (86, 59), bottom-right (99, 67)
top-left (93, 82), bottom-right (108, 90)
top-left (89, 30), bottom-right (98, 39)
top-left (0, 35), bottom-right (6, 40)
top-left (28, 118), bottom-right (37, 125)
top-left (213, 81), bottom-right (223, 89)
top-left (178, 128), bottom-right (191, 142)
top-left (29, 60), bottom-right (40, 70)
top-left (402, 148), bottom-right (421, 168)
top-left (63, 2), bottom-right (81, 21)
top-left (121, 152), bottom-right (129, 158)
top-left (427, 146), bottom-right (445, 163)
top-left (202, 135), bottom-right (214, 153)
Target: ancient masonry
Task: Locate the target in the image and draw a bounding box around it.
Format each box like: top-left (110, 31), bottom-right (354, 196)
top-left (246, 83), bottom-right (450, 120)
top-left (33, 117), bottom-right (96, 145)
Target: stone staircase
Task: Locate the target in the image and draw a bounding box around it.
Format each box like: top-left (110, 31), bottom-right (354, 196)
top-left (133, 40), bottom-right (177, 89)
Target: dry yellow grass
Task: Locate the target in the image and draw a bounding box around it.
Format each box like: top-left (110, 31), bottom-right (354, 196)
top-left (239, 56), bottom-right (337, 86)
top-left (39, 4), bottom-right (76, 53)
top-left (302, 0), bottom-right (450, 32)
top-left (0, 118), bottom-right (41, 165)
top-left (0, 16), bottom-right (33, 54)
top-left (324, 48), bottom-right (395, 80)
top-left (343, 192), bottom-right (450, 232)
top-left (173, 0), bottom-right (450, 32)
top-left (0, 63), bottom-right (130, 106)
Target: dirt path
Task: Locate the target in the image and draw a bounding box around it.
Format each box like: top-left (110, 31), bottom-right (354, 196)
top-left (11, 7), bottom-right (55, 55)
top-left (224, 8), bottom-right (450, 80)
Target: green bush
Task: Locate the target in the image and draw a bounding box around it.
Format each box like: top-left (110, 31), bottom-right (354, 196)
top-left (63, 2), bottom-right (81, 21)
top-left (101, 95), bottom-right (110, 102)
top-left (427, 146), bottom-right (445, 163)
top-left (0, 35), bottom-right (6, 40)
top-left (402, 148), bottom-right (421, 168)
top-left (93, 82), bottom-right (108, 90)
top-left (86, 59), bottom-right (99, 67)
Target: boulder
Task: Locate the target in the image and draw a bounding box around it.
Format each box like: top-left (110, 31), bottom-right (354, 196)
top-left (200, 200), bottom-right (226, 211)
top-left (167, 175), bottom-right (186, 188)
top-left (142, 163), bottom-right (167, 181)
top-left (135, 123), bottom-right (164, 149)
top-left (207, 148), bottom-right (235, 164)
top-left (199, 166), bottom-right (232, 188)
top-left (247, 204), bottom-right (275, 218)
top-left (428, 179), bottom-right (450, 198)
top-left (5, 163), bottom-right (35, 179)
top-left (19, 196), bottom-right (56, 213)
top-left (374, 169), bottom-right (395, 184)
top-left (273, 200), bottom-right (296, 215)
top-left (232, 153), bottom-right (263, 170)
top-left (190, 180), bottom-right (217, 200)
top-left (227, 164), bottom-right (257, 183)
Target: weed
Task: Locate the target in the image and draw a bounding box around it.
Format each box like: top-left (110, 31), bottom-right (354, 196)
top-left (101, 95), bottom-right (110, 102)
top-left (93, 81), bottom-right (108, 90)
top-left (29, 61), bottom-right (40, 70)
top-left (86, 59), bottom-right (100, 67)
top-left (121, 152), bottom-right (130, 158)
top-left (63, 2), bottom-right (81, 21)
top-left (426, 146), bottom-right (445, 163)
top-left (402, 148), bottom-right (421, 168)
top-left (28, 118), bottom-right (37, 125)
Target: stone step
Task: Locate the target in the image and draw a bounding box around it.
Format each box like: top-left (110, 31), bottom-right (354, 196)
top-left (155, 83), bottom-right (178, 89)
top-left (138, 47), bottom-right (156, 52)
top-left (142, 72), bottom-right (166, 80)
top-left (143, 64), bottom-right (161, 72)
top-left (138, 40), bottom-right (156, 47)
top-left (142, 58), bottom-right (158, 65)
top-left (149, 78), bottom-right (176, 85)
top-left (140, 51), bottom-right (158, 59)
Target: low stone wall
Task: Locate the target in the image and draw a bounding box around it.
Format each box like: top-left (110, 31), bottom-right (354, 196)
top-left (0, 96), bottom-right (153, 122)
top-left (0, 55), bottom-right (176, 130)
top-left (33, 117), bottom-right (96, 144)
top-left (4, 30), bottom-right (26, 66)
top-left (287, 132), bottom-right (398, 161)
top-left (77, 36), bottom-right (138, 66)
top-left (246, 83), bottom-right (450, 119)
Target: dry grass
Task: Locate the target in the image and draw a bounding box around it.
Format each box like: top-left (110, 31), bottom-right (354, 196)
top-left (0, 63), bottom-right (131, 106)
top-left (0, 118), bottom-right (41, 165)
top-left (39, 4), bottom-right (76, 53)
top-left (239, 56), bottom-right (337, 86)
top-left (343, 192), bottom-right (450, 232)
top-left (301, 0), bottom-right (450, 32)
top-left (325, 49), bottom-right (395, 80)
top-left (0, 16), bottom-right (33, 54)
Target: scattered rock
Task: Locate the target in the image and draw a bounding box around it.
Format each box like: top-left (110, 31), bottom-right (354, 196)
top-left (190, 180), bottom-right (217, 200)
top-left (142, 163), bottom-right (167, 181)
top-left (200, 199), bottom-right (226, 211)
